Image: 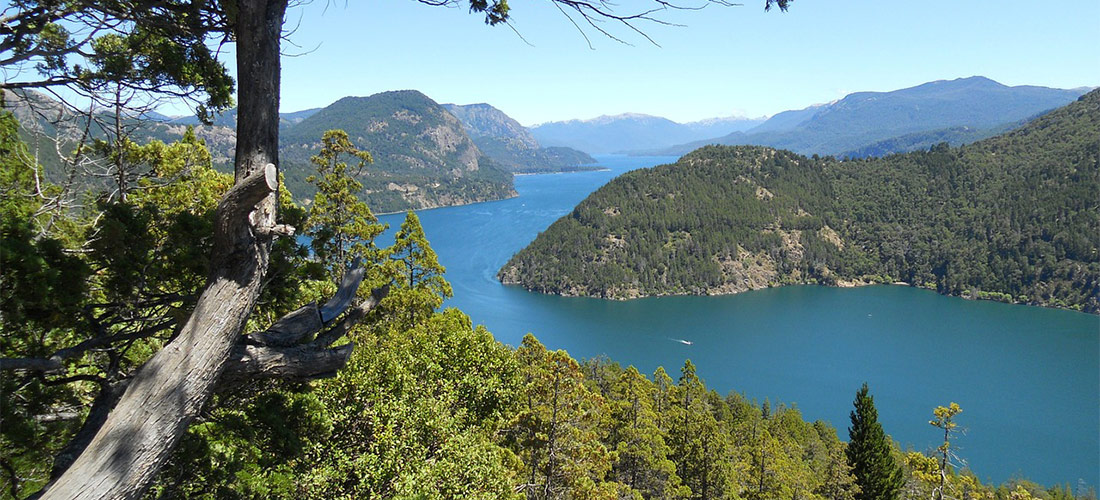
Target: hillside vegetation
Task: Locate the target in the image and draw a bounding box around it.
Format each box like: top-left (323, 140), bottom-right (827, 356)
top-left (280, 90), bottom-right (516, 212)
top-left (3, 103), bottom-right (1090, 500)
top-left (3, 89), bottom-right (520, 214)
top-left (500, 90), bottom-right (1100, 312)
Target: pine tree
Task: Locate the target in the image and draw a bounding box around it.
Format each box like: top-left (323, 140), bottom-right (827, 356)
top-left (386, 211), bottom-right (453, 327)
top-left (846, 383), bottom-right (904, 500)
top-left (305, 129), bottom-right (384, 284)
top-left (667, 360), bottom-right (732, 499)
top-left (608, 366), bottom-right (683, 498)
top-left (816, 441), bottom-right (860, 500)
top-left (509, 335), bottom-right (617, 499)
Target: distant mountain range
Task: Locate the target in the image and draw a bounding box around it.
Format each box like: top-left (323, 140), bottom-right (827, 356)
top-left (529, 113), bottom-right (764, 154)
top-left (442, 103), bottom-right (596, 173)
top-left (8, 76), bottom-right (1093, 213)
top-left (165, 107), bottom-right (323, 129)
top-left (653, 76), bottom-right (1089, 156)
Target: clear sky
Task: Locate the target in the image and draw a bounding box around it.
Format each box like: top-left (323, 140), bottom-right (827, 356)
top-left (238, 0), bottom-right (1099, 125)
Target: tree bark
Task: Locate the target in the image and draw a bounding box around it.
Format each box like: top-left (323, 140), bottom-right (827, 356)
top-left (36, 1), bottom-right (289, 498)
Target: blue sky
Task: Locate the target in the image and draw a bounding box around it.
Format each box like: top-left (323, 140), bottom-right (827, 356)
top-left (261, 1), bottom-right (1097, 125)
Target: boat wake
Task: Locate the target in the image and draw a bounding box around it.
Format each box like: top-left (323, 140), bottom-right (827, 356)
top-left (668, 338), bottom-right (693, 346)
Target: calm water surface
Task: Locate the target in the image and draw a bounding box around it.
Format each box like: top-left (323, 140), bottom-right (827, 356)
top-left (376, 155), bottom-right (1100, 488)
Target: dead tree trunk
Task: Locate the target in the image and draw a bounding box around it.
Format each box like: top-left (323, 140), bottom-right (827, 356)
top-left (37, 1), bottom-right (290, 498)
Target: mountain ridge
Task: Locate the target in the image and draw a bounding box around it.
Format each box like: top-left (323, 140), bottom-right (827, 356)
top-left (530, 113), bottom-right (764, 154)
top-left (652, 76), bottom-right (1088, 156)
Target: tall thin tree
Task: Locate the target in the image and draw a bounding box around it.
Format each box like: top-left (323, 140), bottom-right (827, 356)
top-left (846, 383), bottom-right (904, 500)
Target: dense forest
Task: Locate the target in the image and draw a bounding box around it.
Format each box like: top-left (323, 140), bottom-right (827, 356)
top-left (500, 90), bottom-right (1100, 313)
top-left (2, 106), bottom-right (1094, 498)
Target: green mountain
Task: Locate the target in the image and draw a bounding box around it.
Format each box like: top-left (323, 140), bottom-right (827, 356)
top-left (4, 89), bottom-right (518, 213)
top-left (3, 89), bottom-right (88, 181)
top-left (657, 77), bottom-right (1088, 157)
top-left (499, 90), bottom-right (1100, 313)
top-left (442, 103), bottom-right (596, 173)
top-left (836, 121), bottom-right (1024, 159)
top-left (3, 89), bottom-right (285, 177)
top-left (275, 90), bottom-right (517, 212)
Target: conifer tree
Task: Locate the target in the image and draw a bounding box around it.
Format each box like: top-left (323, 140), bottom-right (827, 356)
top-left (305, 129), bottom-right (384, 284)
top-left (667, 360), bottom-right (731, 499)
top-left (608, 366), bottom-right (683, 498)
top-left (386, 211), bottom-right (453, 327)
top-left (846, 383), bottom-right (904, 500)
top-left (653, 367), bottom-right (675, 431)
top-left (509, 335), bottom-right (617, 499)
top-left (815, 440), bottom-right (860, 500)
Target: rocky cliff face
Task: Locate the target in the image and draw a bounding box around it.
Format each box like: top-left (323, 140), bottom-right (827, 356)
top-left (443, 103), bottom-right (538, 149)
top-left (444, 102), bottom-right (596, 173)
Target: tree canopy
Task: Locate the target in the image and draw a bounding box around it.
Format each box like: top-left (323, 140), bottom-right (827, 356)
top-left (2, 0), bottom-right (800, 496)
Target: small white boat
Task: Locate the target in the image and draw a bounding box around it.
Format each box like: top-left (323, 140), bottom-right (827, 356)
top-left (678, 339), bottom-right (693, 346)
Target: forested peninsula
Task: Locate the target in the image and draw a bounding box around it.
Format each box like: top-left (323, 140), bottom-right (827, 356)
top-left (500, 90), bottom-right (1100, 313)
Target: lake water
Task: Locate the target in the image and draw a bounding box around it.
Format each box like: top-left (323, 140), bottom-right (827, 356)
top-left (375, 155), bottom-right (1100, 488)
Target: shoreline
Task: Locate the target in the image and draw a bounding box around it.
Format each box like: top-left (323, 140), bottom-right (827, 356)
top-left (513, 167), bottom-right (609, 177)
top-left (499, 280), bottom-right (1096, 315)
top-left (372, 166), bottom-right (607, 215)
top-left (373, 191), bottom-right (520, 216)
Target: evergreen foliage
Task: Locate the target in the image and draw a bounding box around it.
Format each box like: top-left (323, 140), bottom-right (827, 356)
top-left (303, 129), bottom-right (384, 284)
top-left (383, 211), bottom-right (454, 328)
top-left (3, 110), bottom-right (1093, 500)
top-left (500, 91), bottom-right (1100, 312)
top-left (847, 383), bottom-right (905, 500)
top-left (0, 115), bottom-right (309, 497)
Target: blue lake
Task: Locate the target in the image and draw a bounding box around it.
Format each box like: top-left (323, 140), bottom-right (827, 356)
top-left (375, 154), bottom-right (1100, 488)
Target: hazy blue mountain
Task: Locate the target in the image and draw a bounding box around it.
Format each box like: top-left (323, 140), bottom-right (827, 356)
top-left (443, 103), bottom-right (539, 149)
top-left (169, 107), bottom-right (321, 129)
top-left (657, 77), bottom-right (1088, 156)
top-left (279, 107), bottom-right (323, 127)
top-left (140, 110), bottom-right (175, 122)
top-left (443, 103), bottom-right (596, 173)
top-left (743, 104), bottom-right (827, 134)
top-left (530, 113), bottom-right (761, 154)
top-left (280, 90), bottom-right (515, 212)
top-left (683, 116), bottom-right (766, 138)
